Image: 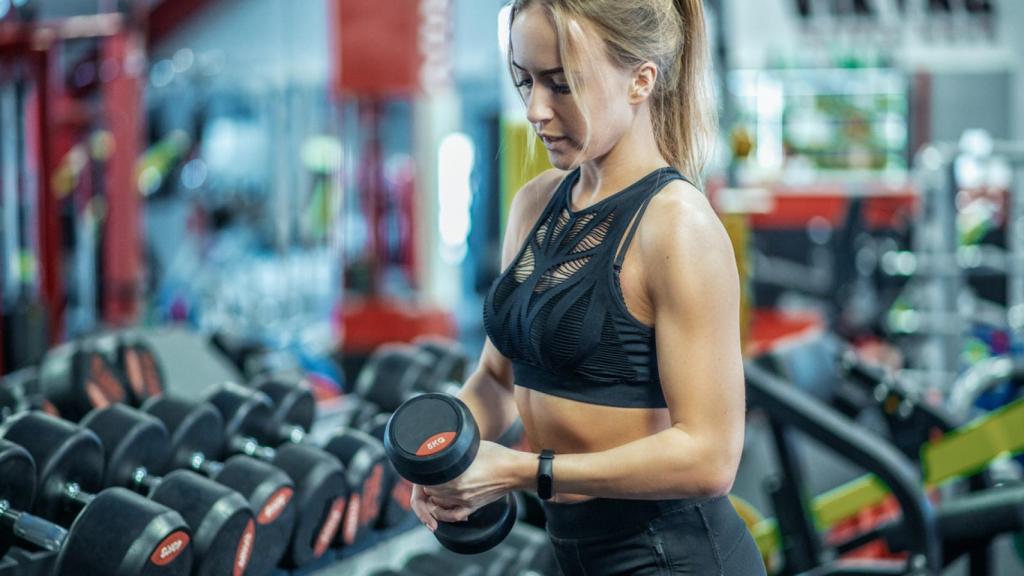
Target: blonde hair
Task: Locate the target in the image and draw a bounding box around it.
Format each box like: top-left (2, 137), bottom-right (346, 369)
top-left (508, 0), bottom-right (717, 186)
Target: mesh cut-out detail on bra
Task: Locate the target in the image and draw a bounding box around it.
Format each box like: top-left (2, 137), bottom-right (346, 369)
top-left (482, 166), bottom-right (688, 408)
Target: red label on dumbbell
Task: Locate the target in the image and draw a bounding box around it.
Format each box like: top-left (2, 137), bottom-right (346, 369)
top-left (125, 349), bottom-right (146, 399)
top-left (313, 497), bottom-right (347, 558)
top-left (343, 494), bottom-right (361, 545)
top-left (89, 355), bottom-right (125, 403)
top-left (416, 432), bottom-right (456, 456)
top-left (392, 479), bottom-right (414, 512)
top-left (362, 465), bottom-right (384, 525)
top-left (141, 351), bottom-right (163, 398)
top-left (258, 487), bottom-right (294, 525)
top-left (86, 382), bottom-right (111, 409)
top-left (233, 520), bottom-right (255, 576)
top-left (149, 531), bottom-right (190, 566)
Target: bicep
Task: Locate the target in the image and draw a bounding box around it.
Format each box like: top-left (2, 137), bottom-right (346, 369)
top-left (649, 210), bottom-right (745, 445)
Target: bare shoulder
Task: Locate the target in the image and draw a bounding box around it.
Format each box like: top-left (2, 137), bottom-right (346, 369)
top-left (637, 178), bottom-right (737, 288)
top-left (508, 168), bottom-right (566, 225)
top-left (505, 169), bottom-right (566, 239)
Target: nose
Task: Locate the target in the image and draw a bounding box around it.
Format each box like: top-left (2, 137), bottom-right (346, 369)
top-left (525, 89), bottom-right (554, 127)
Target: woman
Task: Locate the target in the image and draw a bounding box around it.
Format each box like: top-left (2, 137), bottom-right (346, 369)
top-left (412, 1), bottom-right (764, 574)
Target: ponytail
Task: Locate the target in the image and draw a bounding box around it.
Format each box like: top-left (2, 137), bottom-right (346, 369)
top-left (654, 0), bottom-right (717, 186)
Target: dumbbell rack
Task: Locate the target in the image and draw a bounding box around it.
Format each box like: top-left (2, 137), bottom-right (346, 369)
top-left (0, 548), bottom-right (54, 576)
top-left (884, 137), bottom-right (1024, 397)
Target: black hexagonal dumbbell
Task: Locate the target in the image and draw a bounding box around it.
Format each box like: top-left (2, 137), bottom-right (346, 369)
top-left (37, 340), bottom-right (129, 421)
top-left (143, 393), bottom-right (348, 568)
top-left (229, 374), bottom-right (417, 534)
top-left (122, 401), bottom-right (296, 576)
top-left (92, 331), bottom-right (166, 408)
top-left (352, 343), bottom-right (436, 419)
top-left (0, 421), bottom-right (194, 575)
top-left (4, 410), bottom-right (251, 576)
top-left (81, 405), bottom-right (271, 576)
top-left (411, 336), bottom-right (469, 396)
top-left (322, 428), bottom-right (394, 547)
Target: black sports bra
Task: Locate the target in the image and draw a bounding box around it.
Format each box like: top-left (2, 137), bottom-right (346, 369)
top-left (482, 167), bottom-right (688, 408)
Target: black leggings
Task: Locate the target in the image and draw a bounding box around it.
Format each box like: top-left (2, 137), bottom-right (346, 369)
top-left (541, 495), bottom-right (766, 576)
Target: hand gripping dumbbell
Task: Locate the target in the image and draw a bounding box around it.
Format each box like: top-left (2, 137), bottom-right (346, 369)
top-left (0, 424), bottom-right (194, 574)
top-left (144, 393), bottom-right (348, 568)
top-left (82, 405), bottom-right (269, 576)
top-left (210, 380), bottom-right (413, 534)
top-left (133, 400), bottom-right (296, 576)
top-left (383, 393), bottom-right (517, 554)
top-left (5, 410), bottom-right (252, 576)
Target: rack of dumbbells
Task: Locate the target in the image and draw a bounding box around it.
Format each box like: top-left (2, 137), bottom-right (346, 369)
top-left (881, 133), bottom-right (1024, 397)
top-left (0, 330), bottom-right (559, 575)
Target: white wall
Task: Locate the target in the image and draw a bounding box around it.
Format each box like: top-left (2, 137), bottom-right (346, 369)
top-left (1002, 0), bottom-right (1024, 140)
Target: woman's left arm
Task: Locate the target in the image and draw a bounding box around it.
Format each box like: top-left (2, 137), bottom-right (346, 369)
top-left (424, 188), bottom-right (746, 519)
top-left (505, 189), bottom-right (747, 499)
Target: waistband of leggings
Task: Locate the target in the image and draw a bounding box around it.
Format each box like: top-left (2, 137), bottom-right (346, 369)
top-left (540, 495), bottom-right (721, 539)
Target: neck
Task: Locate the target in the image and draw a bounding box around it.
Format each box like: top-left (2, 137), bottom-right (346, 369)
top-left (573, 105), bottom-right (669, 209)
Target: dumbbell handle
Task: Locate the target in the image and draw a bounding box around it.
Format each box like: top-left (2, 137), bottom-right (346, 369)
top-left (188, 453), bottom-right (223, 477)
top-left (275, 424), bottom-right (306, 445)
top-left (0, 500), bottom-right (68, 552)
top-left (229, 436), bottom-right (276, 461)
top-left (130, 468), bottom-right (163, 493)
top-left (63, 482), bottom-right (94, 510)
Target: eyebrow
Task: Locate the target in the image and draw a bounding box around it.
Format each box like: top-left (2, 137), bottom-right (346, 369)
top-left (511, 61), bottom-right (564, 77)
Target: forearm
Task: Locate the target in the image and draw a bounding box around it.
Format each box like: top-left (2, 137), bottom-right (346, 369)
top-left (456, 370), bottom-right (520, 442)
top-left (502, 426), bottom-right (734, 500)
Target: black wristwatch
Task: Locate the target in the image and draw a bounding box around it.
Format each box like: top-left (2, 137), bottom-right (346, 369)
top-left (537, 449), bottom-right (555, 500)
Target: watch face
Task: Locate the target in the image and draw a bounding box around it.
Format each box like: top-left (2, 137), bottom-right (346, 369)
top-left (538, 475), bottom-right (553, 499)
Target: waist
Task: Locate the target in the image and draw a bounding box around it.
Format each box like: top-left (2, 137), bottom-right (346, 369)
top-left (541, 495), bottom-right (726, 539)
top-left (513, 361), bottom-right (667, 409)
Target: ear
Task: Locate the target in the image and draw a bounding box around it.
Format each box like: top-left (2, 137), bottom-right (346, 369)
top-left (629, 62), bottom-right (658, 104)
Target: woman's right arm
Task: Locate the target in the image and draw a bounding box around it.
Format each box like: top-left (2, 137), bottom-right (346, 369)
top-left (455, 168), bottom-right (563, 441)
top-left (412, 168), bottom-right (561, 529)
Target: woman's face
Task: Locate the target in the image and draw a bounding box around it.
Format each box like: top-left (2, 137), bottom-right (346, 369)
top-left (509, 5), bottom-right (635, 170)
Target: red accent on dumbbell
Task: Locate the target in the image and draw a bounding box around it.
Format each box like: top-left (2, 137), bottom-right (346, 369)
top-left (149, 530), bottom-right (190, 566)
top-left (233, 520), bottom-right (255, 576)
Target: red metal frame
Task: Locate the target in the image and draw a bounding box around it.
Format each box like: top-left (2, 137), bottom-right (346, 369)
top-left (144, 0), bottom-right (218, 48)
top-left (101, 31), bottom-right (144, 326)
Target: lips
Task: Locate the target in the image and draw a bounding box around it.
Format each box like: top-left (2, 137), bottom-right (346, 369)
top-left (540, 135), bottom-right (566, 148)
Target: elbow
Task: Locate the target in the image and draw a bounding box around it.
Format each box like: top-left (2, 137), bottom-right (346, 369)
top-left (667, 427), bottom-right (741, 498)
top-left (704, 466), bottom-right (736, 497)
top-left (698, 438), bottom-right (741, 497)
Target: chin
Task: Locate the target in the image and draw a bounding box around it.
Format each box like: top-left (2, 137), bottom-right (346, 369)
top-left (548, 151), bottom-right (584, 171)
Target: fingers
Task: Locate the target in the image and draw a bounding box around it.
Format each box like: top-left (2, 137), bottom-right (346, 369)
top-left (410, 485), bottom-right (438, 532)
top-left (428, 503), bottom-right (473, 523)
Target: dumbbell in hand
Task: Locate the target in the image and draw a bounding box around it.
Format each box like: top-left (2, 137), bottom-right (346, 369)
top-left (0, 421), bottom-right (194, 575)
top-left (384, 394), bottom-right (518, 554)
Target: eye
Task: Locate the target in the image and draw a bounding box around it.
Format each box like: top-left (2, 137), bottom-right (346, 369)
top-left (514, 77), bottom-right (533, 90)
top-left (549, 81), bottom-right (571, 95)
